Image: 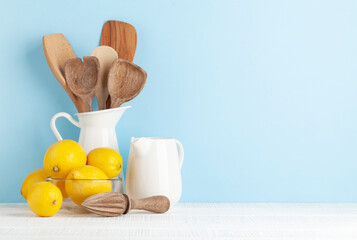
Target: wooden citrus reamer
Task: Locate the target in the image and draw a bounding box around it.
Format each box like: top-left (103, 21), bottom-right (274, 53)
top-left (82, 192), bottom-right (170, 217)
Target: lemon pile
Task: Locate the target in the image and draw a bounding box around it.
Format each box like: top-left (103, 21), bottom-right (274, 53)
top-left (21, 140), bottom-right (123, 217)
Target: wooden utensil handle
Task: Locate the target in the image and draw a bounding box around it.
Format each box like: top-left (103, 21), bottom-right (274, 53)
top-left (82, 96), bottom-right (93, 112)
top-left (110, 98), bottom-right (124, 109)
top-left (130, 196), bottom-right (170, 213)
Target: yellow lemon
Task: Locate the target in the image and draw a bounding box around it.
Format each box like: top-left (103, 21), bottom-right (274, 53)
top-left (65, 165), bottom-right (111, 205)
top-left (87, 148), bottom-right (123, 178)
top-left (54, 180), bottom-right (68, 199)
top-left (21, 168), bottom-right (50, 200)
top-left (27, 181), bottom-right (62, 217)
top-left (43, 140), bottom-right (87, 178)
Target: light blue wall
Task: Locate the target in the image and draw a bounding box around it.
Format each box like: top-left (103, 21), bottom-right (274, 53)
top-left (1, 0), bottom-right (357, 203)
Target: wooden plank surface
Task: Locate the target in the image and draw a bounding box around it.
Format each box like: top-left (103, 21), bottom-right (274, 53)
top-left (1, 202), bottom-right (357, 239)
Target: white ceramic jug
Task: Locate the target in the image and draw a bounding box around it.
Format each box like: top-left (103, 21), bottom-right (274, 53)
top-left (125, 137), bottom-right (184, 206)
top-left (50, 106), bottom-right (130, 153)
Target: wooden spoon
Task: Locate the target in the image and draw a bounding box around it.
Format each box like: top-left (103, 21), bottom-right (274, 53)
top-left (63, 56), bottom-right (100, 112)
top-left (100, 21), bottom-right (138, 108)
top-left (91, 46), bottom-right (118, 110)
top-left (107, 59), bottom-right (147, 108)
top-left (82, 192), bottom-right (170, 217)
top-left (43, 33), bottom-right (85, 112)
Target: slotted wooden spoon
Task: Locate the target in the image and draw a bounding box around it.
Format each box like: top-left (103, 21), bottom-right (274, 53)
top-left (91, 46), bottom-right (118, 110)
top-left (43, 33), bottom-right (85, 112)
top-left (63, 56), bottom-right (100, 112)
top-left (100, 21), bottom-right (138, 108)
top-left (107, 59), bottom-right (147, 108)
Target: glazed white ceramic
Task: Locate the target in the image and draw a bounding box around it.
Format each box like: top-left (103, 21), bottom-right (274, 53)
top-left (125, 137), bottom-right (184, 206)
top-left (50, 106), bottom-right (130, 153)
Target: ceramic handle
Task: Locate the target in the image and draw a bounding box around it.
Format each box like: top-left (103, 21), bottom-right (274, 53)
top-left (129, 196), bottom-right (170, 213)
top-left (50, 112), bottom-right (80, 141)
top-left (175, 140), bottom-right (184, 168)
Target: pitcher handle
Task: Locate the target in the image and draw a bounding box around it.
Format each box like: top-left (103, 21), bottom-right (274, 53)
top-left (50, 112), bottom-right (80, 141)
top-left (175, 140), bottom-right (184, 168)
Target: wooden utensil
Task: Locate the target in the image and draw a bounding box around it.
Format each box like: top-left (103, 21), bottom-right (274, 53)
top-left (63, 56), bottom-right (100, 112)
top-left (100, 21), bottom-right (137, 62)
top-left (107, 59), bottom-right (147, 108)
top-left (100, 20), bottom-right (138, 108)
top-left (82, 192), bottom-right (170, 217)
top-left (91, 46), bottom-right (118, 110)
top-left (43, 33), bottom-right (85, 112)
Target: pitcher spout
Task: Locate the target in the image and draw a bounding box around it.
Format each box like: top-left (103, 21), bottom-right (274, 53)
top-left (75, 106), bottom-right (131, 127)
top-left (131, 137), bottom-right (144, 144)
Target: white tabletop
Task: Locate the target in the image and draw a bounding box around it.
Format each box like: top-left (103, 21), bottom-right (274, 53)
top-left (1, 202), bottom-right (357, 239)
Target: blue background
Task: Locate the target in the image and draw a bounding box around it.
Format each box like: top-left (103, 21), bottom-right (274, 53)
top-left (1, 0), bottom-right (357, 203)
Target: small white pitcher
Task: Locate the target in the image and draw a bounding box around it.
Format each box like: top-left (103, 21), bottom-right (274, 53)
top-left (50, 106), bottom-right (130, 153)
top-left (125, 137), bottom-right (184, 206)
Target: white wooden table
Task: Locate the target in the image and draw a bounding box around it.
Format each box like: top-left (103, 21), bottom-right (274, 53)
top-left (1, 202), bottom-right (357, 239)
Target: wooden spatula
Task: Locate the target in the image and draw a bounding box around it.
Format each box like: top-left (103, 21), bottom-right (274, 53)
top-left (100, 21), bottom-right (138, 108)
top-left (63, 56), bottom-right (100, 112)
top-left (82, 192), bottom-right (170, 217)
top-left (91, 46), bottom-right (118, 110)
top-left (107, 59), bottom-right (147, 108)
top-left (43, 33), bottom-right (85, 112)
top-left (100, 21), bottom-right (137, 62)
